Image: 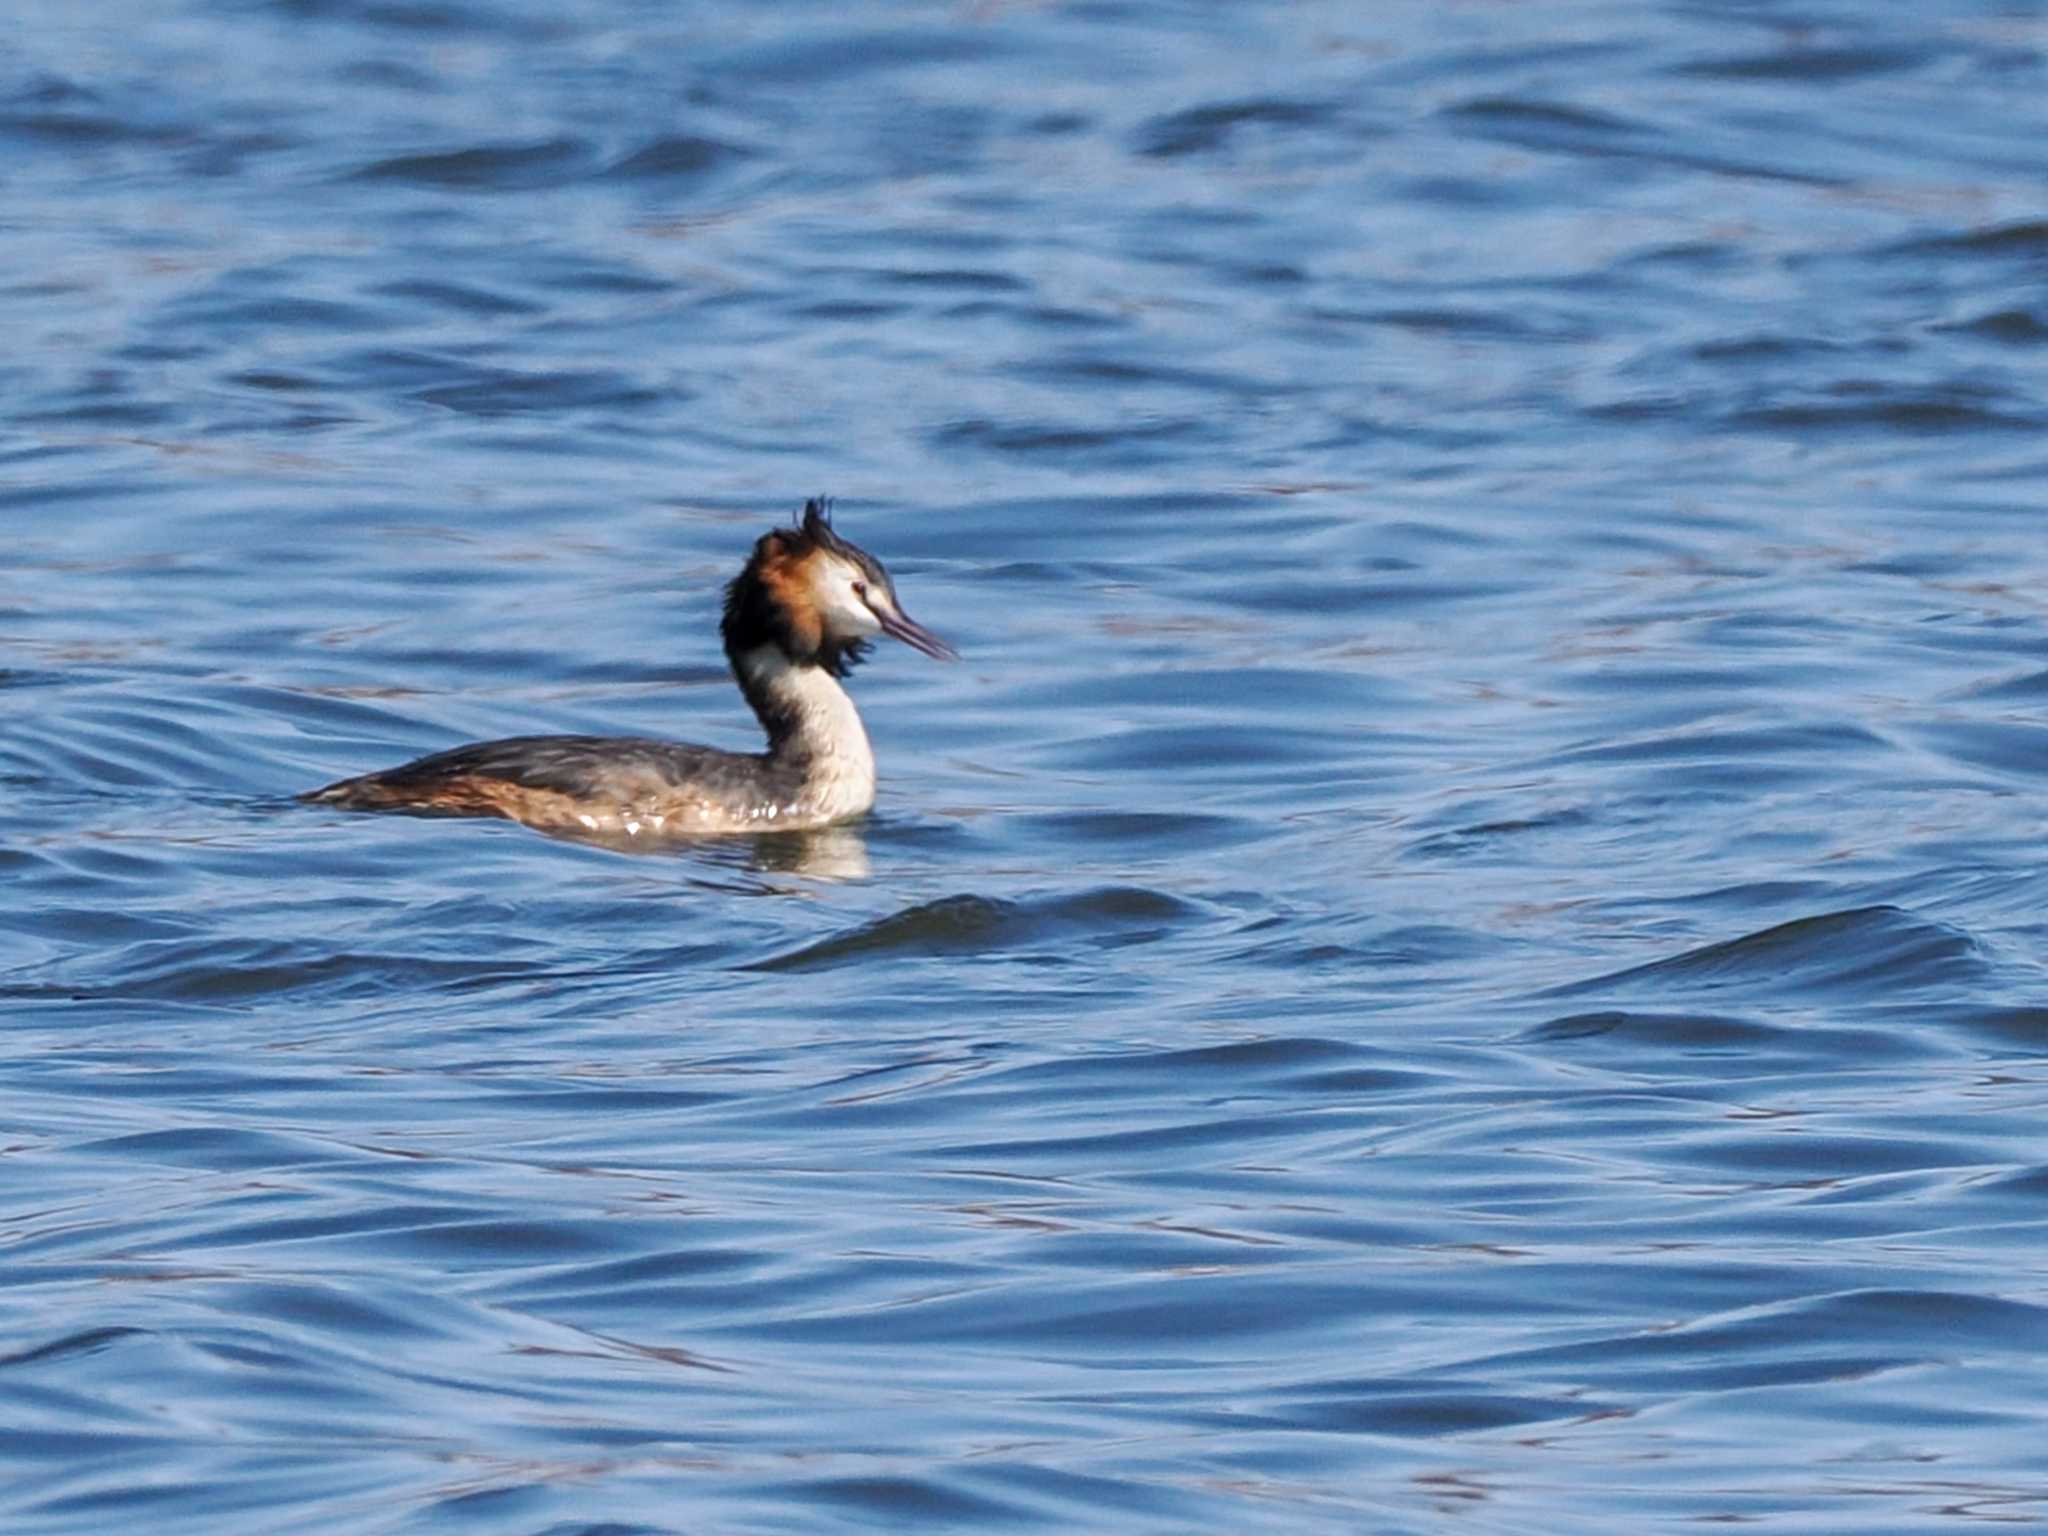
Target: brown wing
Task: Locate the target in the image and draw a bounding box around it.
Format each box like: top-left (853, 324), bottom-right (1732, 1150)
top-left (302, 735), bottom-right (768, 824)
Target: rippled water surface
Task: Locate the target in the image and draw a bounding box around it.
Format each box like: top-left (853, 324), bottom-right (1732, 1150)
top-left (7, 3), bottom-right (2048, 1531)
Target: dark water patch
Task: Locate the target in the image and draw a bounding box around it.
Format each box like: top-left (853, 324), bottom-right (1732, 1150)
top-left (1964, 666), bottom-right (2048, 702)
top-left (1442, 94), bottom-right (1642, 143)
top-left (1540, 720), bottom-right (1891, 773)
top-left (489, 1248), bottom-right (770, 1314)
top-left (931, 415), bottom-right (1204, 464)
top-left (1008, 351), bottom-right (1251, 393)
top-left (78, 1127), bottom-right (353, 1173)
top-left (780, 1474), bottom-right (1028, 1527)
top-left (0, 1059), bottom-right (355, 1106)
top-left (0, 475), bottom-right (163, 514)
top-left (734, 1269), bottom-right (1462, 1349)
top-left (1687, 332), bottom-right (1871, 365)
top-left (222, 368), bottom-right (324, 394)
top-left (1151, 1036), bottom-right (1448, 1099)
top-left (1882, 219), bottom-right (2048, 263)
top-left (15, 395), bottom-right (183, 432)
top-left (0, 1328), bottom-right (152, 1371)
top-left (0, 77), bottom-right (189, 149)
top-left (1559, 663), bottom-right (1798, 698)
top-left (415, 367), bottom-right (664, 417)
top-left (1549, 906), bottom-right (1986, 1003)
top-left (470, 1080), bottom-right (736, 1116)
top-left (165, 291), bottom-right (396, 338)
top-left (984, 1035), bottom-right (1368, 1095)
top-left (78, 936), bottom-right (555, 1006)
top-left (1449, 92), bottom-right (1851, 186)
top-left (263, 0), bottom-right (562, 36)
top-left (1405, 806), bottom-right (1592, 862)
top-left (1953, 1007), bottom-right (2048, 1049)
top-left (1442, 93), bottom-right (1839, 184)
top-left (1674, 45), bottom-right (1931, 82)
top-left (786, 297), bottom-right (908, 324)
top-left (1471, 1288), bottom-right (2048, 1394)
top-left (525, 258), bottom-right (675, 297)
top-left (603, 133), bottom-right (752, 184)
top-left (921, 1106), bottom-right (1364, 1172)
top-left (1261, 1375), bottom-right (1607, 1436)
top-left (1938, 307), bottom-right (2048, 346)
top-left (1278, 1063), bottom-right (1448, 1095)
top-left (958, 1462), bottom-right (1223, 1532)
top-left (346, 1216), bottom-right (623, 1265)
top-left (1132, 97), bottom-right (1334, 159)
top-left (366, 277), bottom-right (542, 318)
top-left (1367, 304), bottom-right (1590, 341)
top-left (1970, 1163), bottom-right (2048, 1203)
top-left (882, 267), bottom-right (1028, 295)
top-left (174, 1201), bottom-right (522, 1254)
top-left (0, 667), bottom-right (65, 690)
top-left (352, 138), bottom-right (597, 190)
top-left (1223, 918), bottom-right (1513, 979)
top-left (1524, 1009), bottom-right (1785, 1048)
top-left (746, 887), bottom-right (1202, 973)
top-left (1658, 1127), bottom-right (1996, 1184)
top-left (1910, 718), bottom-right (2048, 782)
top-left (1724, 384), bottom-right (2041, 435)
top-left (711, 25), bottom-right (1004, 87)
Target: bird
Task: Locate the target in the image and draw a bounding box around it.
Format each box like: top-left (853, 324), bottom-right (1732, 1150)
top-left (302, 499), bottom-right (956, 840)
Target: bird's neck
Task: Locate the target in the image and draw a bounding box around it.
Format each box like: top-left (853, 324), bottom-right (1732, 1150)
top-left (731, 643), bottom-right (876, 815)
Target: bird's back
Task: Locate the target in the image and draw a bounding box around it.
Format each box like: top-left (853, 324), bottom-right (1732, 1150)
top-left (303, 734), bottom-right (807, 836)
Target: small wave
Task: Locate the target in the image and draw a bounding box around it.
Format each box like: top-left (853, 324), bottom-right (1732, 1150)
top-left (0, 1327), bottom-right (152, 1371)
top-left (1260, 1374), bottom-right (1612, 1437)
top-left (1445, 95), bottom-right (1641, 139)
top-left (81, 1127), bottom-right (351, 1172)
top-left (1548, 905), bottom-right (1986, 1002)
top-left (744, 886), bottom-right (1201, 972)
top-left (1522, 1009), bottom-right (1781, 1047)
top-left (983, 1034), bottom-right (1371, 1095)
top-left (68, 934), bottom-right (554, 1006)
top-left (782, 1474), bottom-right (1026, 1527)
top-left (603, 133), bottom-right (752, 184)
top-left (1725, 389), bottom-right (2040, 434)
top-left (1405, 806), bottom-right (1592, 861)
top-left (1911, 718), bottom-right (2048, 783)
top-left (1132, 96), bottom-right (1335, 159)
top-left (1444, 91), bottom-right (1841, 184)
top-left (1541, 721), bottom-right (1890, 770)
top-left (1465, 1287), bottom-right (2044, 1394)
top-left (931, 414), bottom-right (1204, 465)
top-left (351, 137), bottom-right (596, 191)
top-left (1674, 44), bottom-right (1926, 82)
top-left (1938, 307), bottom-right (2048, 346)
top-left (1884, 219), bottom-right (2048, 261)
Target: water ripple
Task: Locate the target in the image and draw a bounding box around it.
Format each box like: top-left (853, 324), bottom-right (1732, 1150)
top-left (8, 2), bottom-right (2048, 1531)
top-left (1551, 906), bottom-right (1986, 1003)
top-left (745, 887), bottom-right (1202, 972)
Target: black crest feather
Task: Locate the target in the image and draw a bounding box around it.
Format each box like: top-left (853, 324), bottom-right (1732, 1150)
top-left (720, 495), bottom-right (883, 680)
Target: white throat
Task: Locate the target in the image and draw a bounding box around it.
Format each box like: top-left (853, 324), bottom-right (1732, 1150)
top-left (735, 644), bottom-right (877, 820)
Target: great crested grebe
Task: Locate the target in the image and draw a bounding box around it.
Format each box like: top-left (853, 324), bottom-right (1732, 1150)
top-left (303, 500), bottom-right (956, 839)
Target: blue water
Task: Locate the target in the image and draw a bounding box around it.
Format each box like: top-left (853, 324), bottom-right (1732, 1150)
top-left (6, 2), bottom-right (2048, 1531)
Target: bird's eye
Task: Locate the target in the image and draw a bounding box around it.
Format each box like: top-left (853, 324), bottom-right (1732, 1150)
top-left (852, 581), bottom-right (868, 600)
